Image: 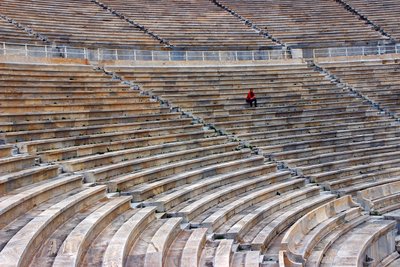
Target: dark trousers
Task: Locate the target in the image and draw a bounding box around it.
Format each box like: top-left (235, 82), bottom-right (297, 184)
top-left (246, 98), bottom-right (257, 107)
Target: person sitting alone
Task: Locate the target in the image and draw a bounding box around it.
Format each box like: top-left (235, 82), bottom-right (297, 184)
top-left (246, 89), bottom-right (257, 107)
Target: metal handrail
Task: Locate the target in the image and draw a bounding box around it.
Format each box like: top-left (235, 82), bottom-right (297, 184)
top-left (0, 42), bottom-right (290, 61)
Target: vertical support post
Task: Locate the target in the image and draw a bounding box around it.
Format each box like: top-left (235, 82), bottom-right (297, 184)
top-left (97, 48), bottom-right (100, 61)
top-left (134, 50), bottom-right (137, 61)
top-left (378, 46), bottom-right (381, 55)
top-left (235, 51), bottom-right (238, 61)
top-left (252, 51), bottom-right (255, 61)
top-left (218, 51), bottom-right (221, 61)
top-left (362, 47), bottom-right (365, 56)
top-left (345, 47), bottom-right (348, 57)
top-left (25, 44), bottom-right (28, 57)
top-left (328, 48), bottom-right (332, 58)
top-left (83, 48), bottom-right (87, 59)
top-left (185, 51), bottom-right (188, 61)
top-left (168, 51), bottom-right (171, 61)
top-left (3, 42), bottom-right (6, 55)
top-left (396, 45), bottom-right (398, 54)
top-left (64, 46), bottom-right (68, 58)
top-left (313, 49), bottom-right (316, 58)
top-left (202, 51), bottom-right (205, 61)
top-left (151, 50), bottom-right (154, 61)
top-left (115, 49), bottom-right (118, 60)
top-left (45, 45), bottom-right (48, 58)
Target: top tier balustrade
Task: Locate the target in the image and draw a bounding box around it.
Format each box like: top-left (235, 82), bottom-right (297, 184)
top-left (0, 42), bottom-right (290, 61)
top-left (5, 42), bottom-right (400, 61)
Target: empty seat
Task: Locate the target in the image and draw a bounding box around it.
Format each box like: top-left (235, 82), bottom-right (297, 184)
top-left (180, 228), bottom-right (208, 267)
top-left (102, 206), bottom-right (156, 267)
top-left (0, 145), bottom-right (13, 158)
top-left (232, 251), bottom-right (260, 267)
top-left (214, 239), bottom-right (234, 267)
top-left (0, 155), bottom-right (36, 175)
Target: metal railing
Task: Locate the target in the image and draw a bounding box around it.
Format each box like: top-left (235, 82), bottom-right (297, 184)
top-left (313, 44), bottom-right (400, 58)
top-left (0, 42), bottom-right (290, 61)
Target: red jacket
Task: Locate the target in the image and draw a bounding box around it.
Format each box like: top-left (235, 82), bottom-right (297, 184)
top-left (246, 90), bottom-right (255, 100)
